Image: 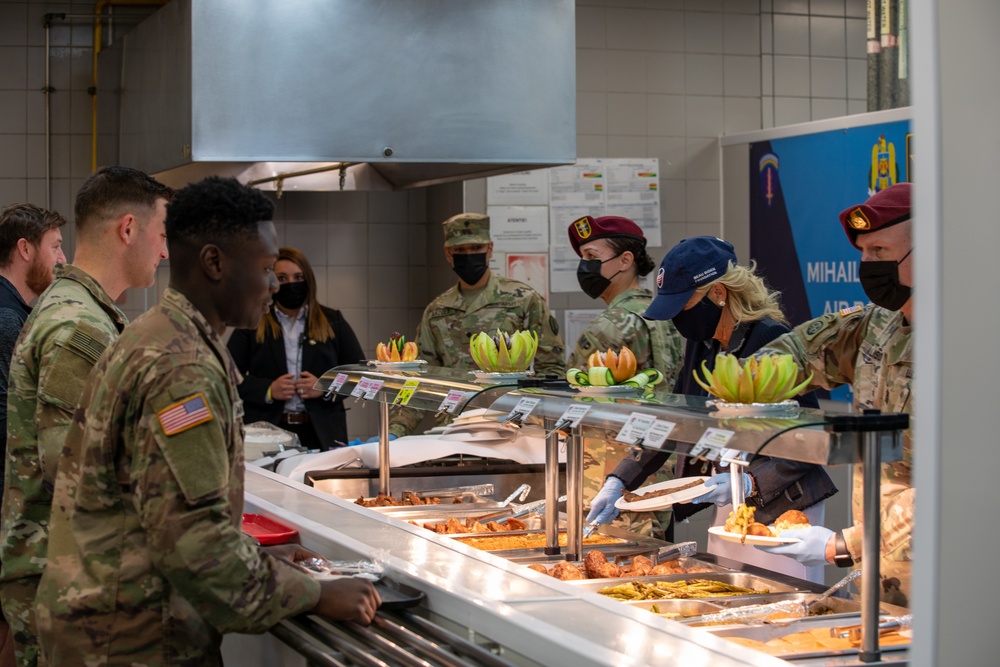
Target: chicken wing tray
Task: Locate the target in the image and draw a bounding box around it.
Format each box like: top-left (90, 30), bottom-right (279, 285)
top-left (518, 551), bottom-right (732, 580)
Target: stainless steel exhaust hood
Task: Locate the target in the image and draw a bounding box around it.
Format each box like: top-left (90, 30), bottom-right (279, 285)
top-left (97, 0), bottom-right (576, 191)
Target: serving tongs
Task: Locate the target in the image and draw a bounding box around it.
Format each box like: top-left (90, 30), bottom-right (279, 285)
top-left (834, 614), bottom-right (911, 641)
top-left (411, 483), bottom-right (496, 500)
top-left (468, 484), bottom-right (532, 522)
top-left (496, 495), bottom-right (566, 525)
top-left (614, 541), bottom-right (698, 566)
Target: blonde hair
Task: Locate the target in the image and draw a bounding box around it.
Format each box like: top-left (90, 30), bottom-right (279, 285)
top-left (256, 247), bottom-right (335, 344)
top-left (703, 261), bottom-right (788, 325)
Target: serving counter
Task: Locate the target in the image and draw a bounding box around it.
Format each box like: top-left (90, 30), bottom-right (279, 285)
top-left (233, 364), bottom-right (910, 665)
top-left (226, 467), bottom-right (909, 666)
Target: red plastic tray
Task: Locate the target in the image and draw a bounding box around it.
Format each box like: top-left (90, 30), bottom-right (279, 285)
top-left (242, 513), bottom-right (298, 546)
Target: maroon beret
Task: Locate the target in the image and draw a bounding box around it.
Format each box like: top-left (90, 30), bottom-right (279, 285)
top-left (567, 215), bottom-right (645, 256)
top-left (839, 182), bottom-right (911, 249)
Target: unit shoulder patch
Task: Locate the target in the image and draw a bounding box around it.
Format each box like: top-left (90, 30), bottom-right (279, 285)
top-left (157, 393), bottom-right (213, 436)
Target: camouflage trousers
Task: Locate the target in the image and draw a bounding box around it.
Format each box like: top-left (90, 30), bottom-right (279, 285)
top-left (582, 435), bottom-right (672, 538)
top-left (0, 576), bottom-right (42, 667)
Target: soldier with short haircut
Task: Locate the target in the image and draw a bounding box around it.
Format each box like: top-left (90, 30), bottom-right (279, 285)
top-left (36, 177), bottom-right (379, 666)
top-left (758, 183), bottom-right (914, 607)
top-left (0, 204), bottom-right (66, 667)
top-left (389, 213), bottom-right (565, 437)
top-left (0, 167), bottom-right (171, 666)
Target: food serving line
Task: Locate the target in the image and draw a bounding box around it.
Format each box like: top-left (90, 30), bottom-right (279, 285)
top-left (225, 364), bottom-right (910, 666)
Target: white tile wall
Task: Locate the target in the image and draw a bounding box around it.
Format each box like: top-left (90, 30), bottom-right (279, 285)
top-left (810, 16), bottom-right (847, 57)
top-left (684, 53), bottom-right (724, 94)
top-left (0, 0), bottom-right (876, 446)
top-left (811, 57), bottom-right (847, 97)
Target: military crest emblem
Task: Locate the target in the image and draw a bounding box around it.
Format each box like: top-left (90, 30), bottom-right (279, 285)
top-left (847, 207), bottom-right (871, 230)
top-left (573, 216), bottom-right (592, 239)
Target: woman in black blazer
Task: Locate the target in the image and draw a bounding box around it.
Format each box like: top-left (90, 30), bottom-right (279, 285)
top-left (228, 247), bottom-right (363, 450)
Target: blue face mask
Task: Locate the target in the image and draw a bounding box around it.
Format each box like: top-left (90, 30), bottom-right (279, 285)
top-left (671, 294), bottom-right (723, 342)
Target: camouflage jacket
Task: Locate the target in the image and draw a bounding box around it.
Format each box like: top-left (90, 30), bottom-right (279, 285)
top-left (36, 288), bottom-right (319, 666)
top-left (389, 272), bottom-right (566, 436)
top-left (1, 265), bottom-right (127, 585)
top-left (762, 305), bottom-right (912, 595)
top-left (567, 288), bottom-right (683, 387)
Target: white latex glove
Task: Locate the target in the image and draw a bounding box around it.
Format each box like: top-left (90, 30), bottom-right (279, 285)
top-left (586, 476), bottom-right (625, 525)
top-left (756, 526), bottom-right (835, 567)
top-left (691, 472), bottom-right (752, 506)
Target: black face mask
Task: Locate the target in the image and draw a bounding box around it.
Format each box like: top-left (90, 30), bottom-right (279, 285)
top-left (274, 281), bottom-right (309, 310)
top-left (859, 248), bottom-right (912, 311)
top-left (576, 255), bottom-right (623, 300)
top-left (452, 252), bottom-right (489, 285)
top-left (671, 294), bottom-right (723, 342)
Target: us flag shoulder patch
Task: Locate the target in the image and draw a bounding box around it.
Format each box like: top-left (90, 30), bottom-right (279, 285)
top-left (839, 305), bottom-right (864, 317)
top-left (157, 393), bottom-right (213, 436)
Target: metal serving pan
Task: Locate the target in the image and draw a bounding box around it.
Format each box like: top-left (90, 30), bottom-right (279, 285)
top-left (624, 599), bottom-right (727, 619)
top-left (513, 555), bottom-right (732, 576)
top-left (567, 571), bottom-right (801, 597)
top-left (706, 614), bottom-right (910, 660)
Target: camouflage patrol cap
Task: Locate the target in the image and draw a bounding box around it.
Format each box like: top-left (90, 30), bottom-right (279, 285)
top-left (567, 215), bottom-right (645, 256)
top-left (839, 183), bottom-right (911, 249)
top-left (443, 213), bottom-right (491, 248)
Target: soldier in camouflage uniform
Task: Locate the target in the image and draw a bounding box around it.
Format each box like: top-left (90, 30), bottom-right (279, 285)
top-left (36, 177), bottom-right (379, 666)
top-left (389, 213), bottom-right (565, 437)
top-left (565, 216), bottom-right (683, 536)
top-left (759, 183), bottom-right (914, 606)
top-left (0, 167), bottom-right (171, 667)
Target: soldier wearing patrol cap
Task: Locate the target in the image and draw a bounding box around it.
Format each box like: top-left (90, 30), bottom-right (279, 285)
top-left (387, 213), bottom-right (565, 437)
top-left (758, 182), bottom-right (914, 607)
top-left (565, 215), bottom-right (683, 537)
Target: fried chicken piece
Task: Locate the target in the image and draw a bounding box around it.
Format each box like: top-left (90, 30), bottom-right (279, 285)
top-left (444, 517), bottom-right (464, 534)
top-left (402, 490), bottom-right (424, 505)
top-left (550, 562), bottom-right (586, 580)
top-left (630, 555), bottom-right (652, 577)
top-left (747, 522), bottom-right (775, 537)
top-left (526, 563), bottom-right (548, 574)
top-left (583, 550), bottom-right (621, 579)
top-left (649, 562), bottom-right (685, 575)
top-left (468, 521), bottom-right (490, 533)
top-left (506, 517), bottom-right (527, 531)
top-left (485, 521), bottom-right (504, 532)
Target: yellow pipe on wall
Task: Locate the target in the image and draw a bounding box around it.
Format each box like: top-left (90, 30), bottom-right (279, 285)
top-left (91, 0), bottom-right (169, 173)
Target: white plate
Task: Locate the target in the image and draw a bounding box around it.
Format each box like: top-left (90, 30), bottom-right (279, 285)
top-left (573, 385), bottom-right (641, 395)
top-left (470, 371), bottom-right (533, 383)
top-left (615, 476), bottom-right (711, 511)
top-left (707, 525), bottom-right (801, 546)
top-left (367, 360), bottom-right (428, 370)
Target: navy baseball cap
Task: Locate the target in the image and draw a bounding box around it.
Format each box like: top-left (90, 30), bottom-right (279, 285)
top-left (644, 236), bottom-right (737, 321)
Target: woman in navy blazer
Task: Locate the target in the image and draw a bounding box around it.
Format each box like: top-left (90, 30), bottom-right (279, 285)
top-left (228, 247), bottom-right (363, 450)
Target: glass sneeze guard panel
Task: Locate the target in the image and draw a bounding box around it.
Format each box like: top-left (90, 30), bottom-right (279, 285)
top-left (315, 364), bottom-right (520, 417)
top-left (484, 386), bottom-right (903, 467)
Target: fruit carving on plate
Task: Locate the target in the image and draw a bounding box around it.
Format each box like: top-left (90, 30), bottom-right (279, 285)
top-left (469, 329), bottom-right (538, 378)
top-left (564, 345), bottom-right (665, 394)
top-left (370, 332), bottom-right (424, 368)
top-left (376, 332), bottom-right (418, 363)
top-left (692, 353), bottom-right (813, 415)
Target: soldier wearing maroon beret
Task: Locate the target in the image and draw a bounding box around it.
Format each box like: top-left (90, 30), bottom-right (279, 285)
top-left (759, 182), bottom-right (914, 607)
top-left (566, 214), bottom-right (683, 537)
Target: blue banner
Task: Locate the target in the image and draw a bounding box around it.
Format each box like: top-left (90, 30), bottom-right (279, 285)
top-left (749, 119), bottom-right (911, 400)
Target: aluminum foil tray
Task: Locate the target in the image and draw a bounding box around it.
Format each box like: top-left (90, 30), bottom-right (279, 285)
top-left (566, 571), bottom-right (801, 597)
